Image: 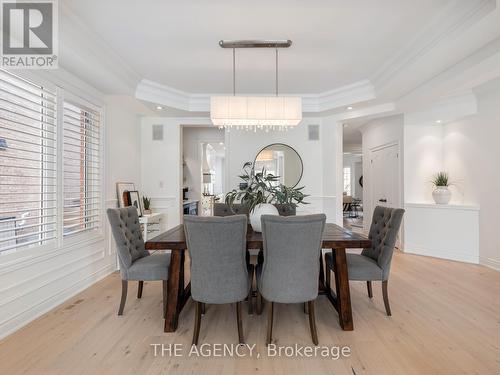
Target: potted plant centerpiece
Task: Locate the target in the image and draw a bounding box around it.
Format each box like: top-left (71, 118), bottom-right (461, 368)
top-left (225, 162), bottom-right (308, 232)
top-left (431, 172), bottom-right (452, 204)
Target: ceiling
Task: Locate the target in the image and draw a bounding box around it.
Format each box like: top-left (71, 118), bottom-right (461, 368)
top-left (62, 0), bottom-right (453, 95)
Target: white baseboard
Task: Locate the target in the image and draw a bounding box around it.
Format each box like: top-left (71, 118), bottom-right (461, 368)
top-left (480, 257), bottom-right (500, 271)
top-left (0, 264), bottom-right (114, 340)
top-left (404, 243), bottom-right (479, 264)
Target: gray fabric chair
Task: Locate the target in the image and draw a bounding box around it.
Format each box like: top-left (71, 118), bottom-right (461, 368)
top-left (107, 207), bottom-right (171, 316)
top-left (258, 214), bottom-right (326, 345)
top-left (325, 206), bottom-right (405, 316)
top-left (184, 215), bottom-right (251, 345)
top-left (213, 203), bottom-right (249, 217)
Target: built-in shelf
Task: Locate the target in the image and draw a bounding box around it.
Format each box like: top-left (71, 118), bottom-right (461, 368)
top-left (404, 203), bottom-right (479, 264)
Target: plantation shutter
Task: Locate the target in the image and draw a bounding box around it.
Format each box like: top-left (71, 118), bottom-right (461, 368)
top-left (0, 69), bottom-right (57, 253)
top-left (62, 101), bottom-right (101, 237)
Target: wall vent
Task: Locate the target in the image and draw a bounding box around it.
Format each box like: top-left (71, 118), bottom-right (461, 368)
top-left (308, 124), bottom-right (320, 141)
top-left (152, 124), bottom-right (164, 140)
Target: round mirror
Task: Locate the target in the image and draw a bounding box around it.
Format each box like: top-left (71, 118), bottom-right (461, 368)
top-left (254, 143), bottom-right (303, 187)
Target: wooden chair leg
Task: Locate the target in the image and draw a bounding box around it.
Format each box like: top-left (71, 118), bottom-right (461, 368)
top-left (236, 301), bottom-right (244, 344)
top-left (367, 281), bottom-right (373, 298)
top-left (137, 281), bottom-right (144, 299)
top-left (304, 302), bottom-right (309, 314)
top-left (256, 291), bottom-right (263, 315)
top-left (201, 303), bottom-right (206, 315)
top-left (118, 280), bottom-right (128, 315)
top-left (382, 280), bottom-right (392, 316)
top-left (266, 302), bottom-right (274, 346)
top-left (162, 280), bottom-right (167, 318)
top-left (308, 300), bottom-right (319, 345)
top-left (192, 301), bottom-right (202, 346)
top-left (248, 265), bottom-right (255, 315)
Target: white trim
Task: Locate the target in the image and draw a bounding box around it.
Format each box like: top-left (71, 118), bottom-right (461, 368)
top-left (480, 257), bottom-right (500, 271)
top-left (405, 203), bottom-right (480, 211)
top-left (135, 78), bottom-right (376, 114)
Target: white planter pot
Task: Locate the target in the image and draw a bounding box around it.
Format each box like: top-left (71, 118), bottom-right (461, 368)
top-left (249, 203), bottom-right (279, 232)
top-left (432, 187), bottom-right (451, 204)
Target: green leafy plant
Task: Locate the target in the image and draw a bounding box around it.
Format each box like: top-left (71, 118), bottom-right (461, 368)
top-left (142, 196), bottom-right (151, 210)
top-left (431, 172), bottom-right (451, 187)
top-left (225, 161), bottom-right (309, 213)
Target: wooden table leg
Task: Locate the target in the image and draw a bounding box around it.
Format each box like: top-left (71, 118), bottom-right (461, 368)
top-left (164, 250), bottom-right (185, 332)
top-left (333, 248), bottom-right (353, 331)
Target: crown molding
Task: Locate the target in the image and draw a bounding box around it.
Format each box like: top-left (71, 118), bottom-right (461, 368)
top-left (135, 79), bottom-right (375, 113)
top-left (371, 0), bottom-right (496, 93)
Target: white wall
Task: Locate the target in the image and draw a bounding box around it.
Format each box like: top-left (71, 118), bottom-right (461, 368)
top-left (182, 127), bottom-right (225, 201)
top-left (442, 79), bottom-right (500, 269)
top-left (141, 118), bottom-right (343, 225)
top-left (361, 115), bottom-right (404, 231)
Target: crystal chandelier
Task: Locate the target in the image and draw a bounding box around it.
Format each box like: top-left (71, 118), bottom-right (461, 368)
top-left (210, 40), bottom-right (302, 132)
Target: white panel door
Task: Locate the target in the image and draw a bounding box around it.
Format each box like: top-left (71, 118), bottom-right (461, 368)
top-left (371, 144), bottom-right (400, 209)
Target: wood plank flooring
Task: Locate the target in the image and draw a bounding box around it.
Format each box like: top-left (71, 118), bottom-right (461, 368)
top-left (1, 252), bottom-right (500, 375)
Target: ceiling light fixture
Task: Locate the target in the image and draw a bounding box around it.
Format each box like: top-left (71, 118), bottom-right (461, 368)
top-left (156, 105), bottom-right (163, 110)
top-left (210, 40), bottom-right (302, 132)
top-left (347, 106), bottom-right (353, 110)
top-left (436, 120), bottom-right (442, 124)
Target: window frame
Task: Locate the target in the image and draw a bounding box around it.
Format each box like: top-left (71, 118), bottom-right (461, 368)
top-left (0, 70), bottom-right (105, 260)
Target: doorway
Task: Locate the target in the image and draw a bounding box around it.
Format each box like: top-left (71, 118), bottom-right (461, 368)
top-left (181, 126), bottom-right (226, 217)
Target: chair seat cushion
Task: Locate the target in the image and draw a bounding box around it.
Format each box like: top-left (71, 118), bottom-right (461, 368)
top-left (325, 252), bottom-right (383, 281)
top-left (126, 253), bottom-right (171, 281)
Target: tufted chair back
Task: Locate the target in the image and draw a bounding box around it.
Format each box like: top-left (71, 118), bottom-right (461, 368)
top-left (107, 207), bottom-right (149, 278)
top-left (213, 203), bottom-right (249, 217)
top-left (361, 206), bottom-right (405, 280)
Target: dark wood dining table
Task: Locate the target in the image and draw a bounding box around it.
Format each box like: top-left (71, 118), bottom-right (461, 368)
top-left (145, 222), bottom-right (371, 333)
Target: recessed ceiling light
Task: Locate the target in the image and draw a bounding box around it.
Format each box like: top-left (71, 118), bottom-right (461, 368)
top-left (156, 105), bottom-right (163, 110)
top-left (219, 142), bottom-right (224, 146)
top-left (436, 120), bottom-right (442, 124)
top-left (346, 106), bottom-right (353, 110)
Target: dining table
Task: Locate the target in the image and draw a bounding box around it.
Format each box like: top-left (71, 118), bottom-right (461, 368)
top-left (145, 222), bottom-right (372, 333)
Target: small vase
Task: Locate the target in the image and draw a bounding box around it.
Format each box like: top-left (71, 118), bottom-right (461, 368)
top-left (249, 203), bottom-right (279, 232)
top-left (432, 187), bottom-right (451, 205)
top-left (143, 209), bottom-right (152, 215)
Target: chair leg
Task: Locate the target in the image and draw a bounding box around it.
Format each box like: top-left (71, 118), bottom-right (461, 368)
top-left (266, 302), bottom-right (274, 346)
top-left (118, 280), bottom-right (128, 315)
top-left (162, 280), bottom-right (167, 318)
top-left (201, 303), bottom-right (206, 315)
top-left (137, 281), bottom-right (144, 299)
top-left (192, 301), bottom-right (202, 346)
top-left (367, 281), bottom-right (373, 298)
top-left (256, 291), bottom-right (263, 315)
top-left (236, 302), bottom-right (244, 344)
top-left (382, 280), bottom-right (392, 316)
top-left (303, 302), bottom-right (309, 314)
top-left (308, 300), bottom-right (319, 345)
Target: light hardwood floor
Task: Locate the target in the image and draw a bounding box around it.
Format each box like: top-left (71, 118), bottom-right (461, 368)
top-left (1, 252), bottom-right (500, 375)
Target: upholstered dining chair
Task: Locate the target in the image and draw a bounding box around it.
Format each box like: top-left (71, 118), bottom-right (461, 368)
top-left (107, 207), bottom-right (171, 316)
top-left (258, 214), bottom-right (326, 345)
top-left (184, 215), bottom-right (251, 345)
top-left (325, 206), bottom-right (404, 316)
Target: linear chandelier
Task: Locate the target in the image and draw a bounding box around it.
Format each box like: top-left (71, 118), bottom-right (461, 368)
top-left (210, 40), bottom-right (302, 132)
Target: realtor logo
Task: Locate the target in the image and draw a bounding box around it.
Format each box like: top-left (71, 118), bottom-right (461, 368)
top-left (1, 0), bottom-right (58, 68)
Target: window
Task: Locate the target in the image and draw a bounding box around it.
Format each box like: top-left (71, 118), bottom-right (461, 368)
top-left (0, 70), bottom-right (57, 253)
top-left (343, 167), bottom-right (351, 196)
top-left (63, 101), bottom-right (101, 237)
